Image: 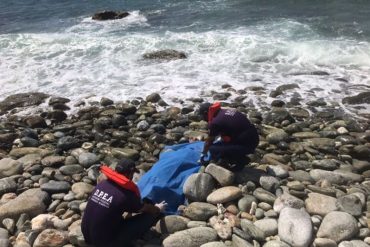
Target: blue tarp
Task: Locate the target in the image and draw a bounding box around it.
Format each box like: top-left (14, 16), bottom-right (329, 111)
top-left (137, 141), bottom-right (204, 214)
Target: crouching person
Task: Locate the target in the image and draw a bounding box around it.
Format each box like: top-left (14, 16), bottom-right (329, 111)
top-left (81, 158), bottom-right (166, 247)
top-left (199, 102), bottom-right (259, 171)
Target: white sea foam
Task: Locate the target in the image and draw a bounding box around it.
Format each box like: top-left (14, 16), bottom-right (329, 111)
top-left (0, 18), bottom-right (369, 114)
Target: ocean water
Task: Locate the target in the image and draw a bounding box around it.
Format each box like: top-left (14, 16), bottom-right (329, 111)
top-left (0, 0), bottom-right (369, 112)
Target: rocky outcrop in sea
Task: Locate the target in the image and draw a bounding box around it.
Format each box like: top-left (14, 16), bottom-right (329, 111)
top-left (0, 88), bottom-right (369, 247)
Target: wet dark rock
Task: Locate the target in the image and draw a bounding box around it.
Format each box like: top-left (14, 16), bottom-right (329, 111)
top-left (342, 92), bottom-right (370, 105)
top-left (92, 10), bottom-right (129, 21)
top-left (57, 136), bottom-right (80, 151)
top-left (49, 97), bottom-right (70, 106)
top-left (271, 100), bottom-right (285, 107)
top-left (264, 108), bottom-right (295, 124)
top-left (51, 103), bottom-right (70, 111)
top-left (47, 110), bottom-right (67, 122)
top-left (0, 92), bottom-right (49, 115)
top-left (100, 97), bottom-right (114, 106)
top-left (24, 116), bottom-right (47, 128)
top-left (307, 98), bottom-right (327, 107)
top-left (41, 180), bottom-right (71, 193)
top-left (143, 49), bottom-right (186, 60)
top-left (146, 93), bottom-right (161, 103)
top-left (20, 137), bottom-right (40, 147)
top-left (0, 133), bottom-right (17, 149)
top-left (213, 93), bottom-right (231, 100)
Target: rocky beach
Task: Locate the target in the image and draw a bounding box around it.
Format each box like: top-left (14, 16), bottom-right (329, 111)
top-left (0, 85), bottom-right (369, 247)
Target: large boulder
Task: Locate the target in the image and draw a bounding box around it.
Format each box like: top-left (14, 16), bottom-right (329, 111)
top-left (342, 91), bottom-right (370, 104)
top-left (162, 227), bottom-right (218, 247)
top-left (0, 189), bottom-right (49, 221)
top-left (92, 11), bottom-right (129, 21)
top-left (317, 211), bottom-right (359, 243)
top-left (0, 158), bottom-right (23, 178)
top-left (0, 92), bottom-right (49, 115)
top-left (155, 215), bottom-right (190, 234)
top-left (305, 193), bottom-right (338, 216)
top-left (183, 173), bottom-right (215, 202)
top-left (205, 164), bottom-right (235, 186)
top-left (278, 208), bottom-right (313, 247)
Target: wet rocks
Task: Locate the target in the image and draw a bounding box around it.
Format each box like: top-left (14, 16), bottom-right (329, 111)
top-left (0, 92), bottom-right (49, 115)
top-left (342, 91), bottom-right (370, 104)
top-left (92, 10), bottom-right (129, 21)
top-left (143, 49), bottom-right (187, 60)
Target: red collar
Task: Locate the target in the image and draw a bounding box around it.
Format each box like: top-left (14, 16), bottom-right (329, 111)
top-left (208, 102), bottom-right (221, 123)
top-left (100, 165), bottom-right (140, 197)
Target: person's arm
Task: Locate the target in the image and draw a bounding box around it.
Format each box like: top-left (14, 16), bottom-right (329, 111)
top-left (139, 201), bottom-right (167, 215)
top-left (202, 135), bottom-right (215, 155)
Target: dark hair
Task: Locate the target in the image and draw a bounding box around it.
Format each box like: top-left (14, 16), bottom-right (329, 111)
top-left (198, 102), bottom-right (211, 116)
top-left (115, 158), bottom-right (138, 175)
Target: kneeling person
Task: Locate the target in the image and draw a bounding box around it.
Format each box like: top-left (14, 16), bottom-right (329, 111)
top-left (81, 158), bottom-right (166, 247)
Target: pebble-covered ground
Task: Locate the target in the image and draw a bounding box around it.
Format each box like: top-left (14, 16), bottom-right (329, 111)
top-left (0, 86), bottom-right (369, 247)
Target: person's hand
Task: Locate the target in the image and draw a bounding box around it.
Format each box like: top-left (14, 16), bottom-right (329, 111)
top-left (199, 154), bottom-right (208, 166)
top-left (155, 201), bottom-right (168, 213)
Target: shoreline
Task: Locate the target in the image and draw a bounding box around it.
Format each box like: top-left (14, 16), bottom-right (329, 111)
top-left (0, 89), bottom-right (369, 246)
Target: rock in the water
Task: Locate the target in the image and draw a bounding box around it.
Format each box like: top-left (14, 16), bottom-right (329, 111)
top-left (207, 186), bottom-right (242, 204)
top-left (0, 92), bottom-right (49, 114)
top-left (342, 91), bottom-right (370, 104)
top-left (162, 227), bottom-right (218, 247)
top-left (25, 115), bottom-right (47, 128)
top-left (0, 158), bottom-right (23, 178)
top-left (183, 202), bottom-right (218, 221)
top-left (143, 49), bottom-right (187, 60)
top-left (146, 93), bottom-right (162, 103)
top-left (183, 173), bottom-right (216, 202)
top-left (0, 189), bottom-right (49, 221)
top-left (317, 211), bottom-right (359, 243)
top-left (205, 164), bottom-right (235, 186)
top-left (33, 229), bottom-right (68, 247)
top-left (156, 215), bottom-right (190, 234)
top-left (92, 10), bottom-right (129, 21)
top-left (305, 192), bottom-right (338, 216)
top-left (278, 207), bottom-right (313, 247)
